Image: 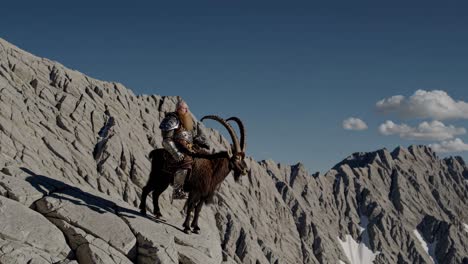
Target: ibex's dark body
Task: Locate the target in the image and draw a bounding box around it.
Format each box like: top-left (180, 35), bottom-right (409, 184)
top-left (139, 116), bottom-right (247, 234)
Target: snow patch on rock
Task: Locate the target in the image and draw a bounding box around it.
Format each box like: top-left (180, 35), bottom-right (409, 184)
top-left (338, 235), bottom-right (379, 264)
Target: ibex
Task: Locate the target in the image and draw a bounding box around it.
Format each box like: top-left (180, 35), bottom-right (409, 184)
top-left (139, 115), bottom-right (248, 234)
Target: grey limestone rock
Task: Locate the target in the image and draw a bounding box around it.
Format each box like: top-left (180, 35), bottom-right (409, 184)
top-left (1, 37), bottom-right (467, 264)
top-left (0, 196), bottom-right (72, 262)
top-left (34, 187), bottom-right (137, 258)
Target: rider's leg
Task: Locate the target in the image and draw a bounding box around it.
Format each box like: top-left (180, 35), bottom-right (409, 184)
top-left (172, 169), bottom-right (188, 200)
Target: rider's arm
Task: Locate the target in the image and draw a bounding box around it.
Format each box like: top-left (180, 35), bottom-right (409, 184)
top-left (160, 114), bottom-right (184, 161)
top-left (162, 131), bottom-right (184, 161)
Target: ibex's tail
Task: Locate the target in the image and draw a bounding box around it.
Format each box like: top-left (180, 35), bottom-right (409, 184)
top-left (149, 149), bottom-right (157, 160)
top-left (149, 148), bottom-right (166, 160)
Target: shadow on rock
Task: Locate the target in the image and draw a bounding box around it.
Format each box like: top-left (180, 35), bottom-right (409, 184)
top-left (21, 167), bottom-right (138, 218)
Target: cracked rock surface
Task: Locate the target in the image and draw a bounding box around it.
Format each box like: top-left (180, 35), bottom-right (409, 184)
top-left (0, 196), bottom-right (72, 263)
top-left (1, 37), bottom-right (468, 264)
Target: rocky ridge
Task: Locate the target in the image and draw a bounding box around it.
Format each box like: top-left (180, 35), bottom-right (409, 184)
top-left (0, 38), bottom-right (467, 264)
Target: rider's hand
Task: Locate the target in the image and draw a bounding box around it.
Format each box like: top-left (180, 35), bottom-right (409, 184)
top-left (175, 153), bottom-right (185, 162)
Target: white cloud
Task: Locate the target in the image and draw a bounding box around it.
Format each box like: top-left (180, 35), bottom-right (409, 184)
top-left (378, 120), bottom-right (466, 141)
top-left (376, 95), bottom-right (405, 111)
top-left (429, 138), bottom-right (468, 153)
top-left (376, 90), bottom-right (468, 120)
top-left (343, 117), bottom-right (368, 131)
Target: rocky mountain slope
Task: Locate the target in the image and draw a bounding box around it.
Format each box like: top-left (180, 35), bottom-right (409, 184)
top-left (0, 38), bottom-right (467, 264)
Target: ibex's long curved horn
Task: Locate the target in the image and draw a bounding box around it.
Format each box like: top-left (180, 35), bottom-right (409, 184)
top-left (226, 117), bottom-right (246, 151)
top-left (201, 115), bottom-right (241, 153)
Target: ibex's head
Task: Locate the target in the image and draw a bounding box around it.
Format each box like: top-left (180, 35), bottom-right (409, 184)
top-left (201, 115), bottom-right (248, 182)
top-left (230, 151), bottom-right (248, 181)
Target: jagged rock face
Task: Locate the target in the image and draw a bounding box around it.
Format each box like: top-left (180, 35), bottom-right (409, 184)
top-left (0, 38), bottom-right (230, 264)
top-left (1, 38), bottom-right (468, 264)
top-left (322, 146), bottom-right (468, 264)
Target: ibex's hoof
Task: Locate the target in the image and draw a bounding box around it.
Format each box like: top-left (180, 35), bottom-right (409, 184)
top-left (140, 209), bottom-right (147, 216)
top-left (183, 228), bottom-right (191, 234)
top-left (192, 229), bottom-right (200, 234)
top-left (155, 212), bottom-right (163, 219)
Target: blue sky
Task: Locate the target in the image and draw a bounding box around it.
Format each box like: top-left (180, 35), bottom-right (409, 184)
top-left (2, 1), bottom-right (468, 173)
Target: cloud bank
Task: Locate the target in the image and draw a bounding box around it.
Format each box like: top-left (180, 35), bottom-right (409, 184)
top-left (429, 138), bottom-right (468, 153)
top-left (379, 120), bottom-right (466, 141)
top-left (376, 90), bottom-right (468, 120)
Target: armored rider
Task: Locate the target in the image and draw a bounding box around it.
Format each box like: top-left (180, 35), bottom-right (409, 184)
top-left (159, 99), bottom-right (209, 200)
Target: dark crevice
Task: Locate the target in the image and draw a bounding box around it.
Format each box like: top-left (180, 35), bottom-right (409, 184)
top-left (113, 83), bottom-right (122, 96)
top-left (69, 94), bottom-right (84, 121)
top-left (234, 228), bottom-right (247, 261)
top-left (55, 94), bottom-right (67, 111)
top-left (221, 214), bottom-right (234, 252)
top-left (119, 145), bottom-right (127, 171)
top-left (84, 87), bottom-right (95, 101)
top-left (56, 115), bottom-right (72, 133)
top-left (90, 110), bottom-right (96, 135)
top-left (158, 96), bottom-right (166, 112)
top-left (117, 95), bottom-right (127, 110)
top-left (93, 86), bottom-right (104, 98)
top-left (129, 154), bottom-right (137, 182)
top-left (389, 169), bottom-right (403, 213)
top-left (126, 95), bottom-right (131, 111)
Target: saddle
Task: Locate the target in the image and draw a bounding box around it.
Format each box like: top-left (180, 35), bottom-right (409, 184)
top-left (161, 150), bottom-right (193, 176)
top-left (160, 144), bottom-right (209, 188)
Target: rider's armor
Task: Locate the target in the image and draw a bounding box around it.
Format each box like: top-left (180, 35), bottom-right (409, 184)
top-left (159, 112), bottom-right (208, 199)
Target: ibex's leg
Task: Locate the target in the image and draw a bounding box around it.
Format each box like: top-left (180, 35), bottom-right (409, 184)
top-left (152, 178), bottom-right (170, 218)
top-left (139, 184), bottom-right (153, 216)
top-left (183, 193), bottom-right (197, 234)
top-left (191, 198), bottom-right (205, 234)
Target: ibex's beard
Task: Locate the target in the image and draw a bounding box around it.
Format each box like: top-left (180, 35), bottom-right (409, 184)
top-left (179, 111), bottom-right (194, 131)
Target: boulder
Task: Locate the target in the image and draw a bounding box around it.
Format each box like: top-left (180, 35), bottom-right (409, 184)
top-left (0, 196), bottom-right (72, 262)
